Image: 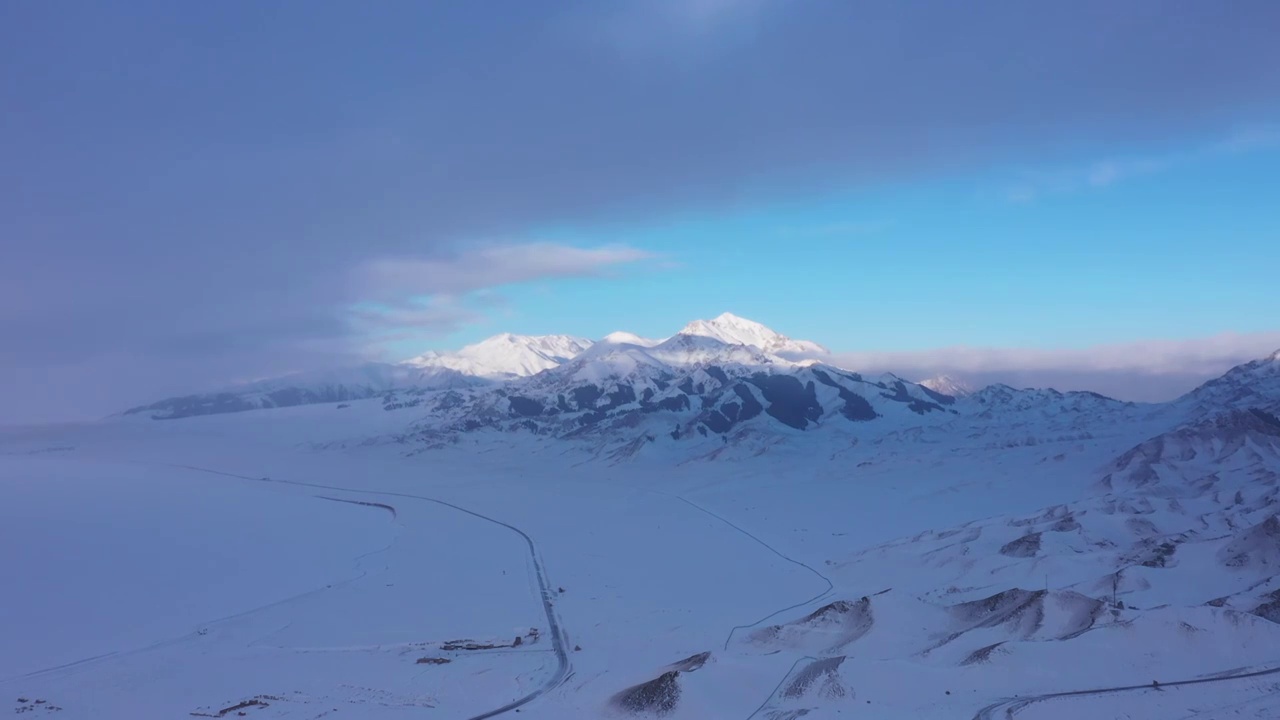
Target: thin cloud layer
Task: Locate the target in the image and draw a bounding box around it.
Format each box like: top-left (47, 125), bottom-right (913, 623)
top-left (834, 331), bottom-right (1280, 401)
top-left (356, 244), bottom-right (653, 301)
top-left (1007, 125), bottom-right (1280, 201)
top-left (351, 243), bottom-right (653, 349)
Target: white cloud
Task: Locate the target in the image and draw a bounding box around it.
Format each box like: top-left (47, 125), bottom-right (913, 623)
top-left (832, 330), bottom-right (1280, 401)
top-left (1214, 124), bottom-right (1280, 153)
top-left (356, 242), bottom-right (654, 300)
top-left (1006, 125), bottom-right (1280, 201)
top-left (348, 297), bottom-right (481, 336)
top-left (1086, 156), bottom-right (1166, 187)
top-left (349, 242), bottom-right (656, 350)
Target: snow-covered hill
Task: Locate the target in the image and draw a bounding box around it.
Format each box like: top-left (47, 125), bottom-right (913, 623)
top-left (126, 333), bottom-right (600, 420)
top-left (122, 362), bottom-right (487, 420)
top-left (1101, 407), bottom-right (1280, 492)
top-left (1177, 348), bottom-right (1280, 415)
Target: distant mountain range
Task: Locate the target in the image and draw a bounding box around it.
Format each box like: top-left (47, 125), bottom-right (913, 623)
top-left (123, 313), bottom-right (1280, 463)
top-left (124, 313), bottom-right (831, 420)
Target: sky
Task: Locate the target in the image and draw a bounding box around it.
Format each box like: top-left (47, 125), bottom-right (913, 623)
top-left (3, 0), bottom-right (1279, 422)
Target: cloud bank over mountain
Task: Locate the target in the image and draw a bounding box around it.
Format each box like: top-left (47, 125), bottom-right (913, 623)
top-left (835, 330), bottom-right (1280, 402)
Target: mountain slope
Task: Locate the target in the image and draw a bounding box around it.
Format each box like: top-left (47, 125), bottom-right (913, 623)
top-left (1101, 407), bottom-right (1280, 493)
top-left (123, 363), bottom-right (485, 420)
top-left (125, 333), bottom-right (595, 420)
top-left (1178, 349), bottom-right (1280, 415)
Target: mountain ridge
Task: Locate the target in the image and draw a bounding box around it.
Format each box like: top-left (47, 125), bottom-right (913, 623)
top-left (123, 313), bottom-right (827, 420)
top-left (121, 318), bottom-right (1280, 459)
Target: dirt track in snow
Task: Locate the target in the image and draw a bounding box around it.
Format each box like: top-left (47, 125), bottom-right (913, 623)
top-left (972, 662), bottom-right (1280, 719)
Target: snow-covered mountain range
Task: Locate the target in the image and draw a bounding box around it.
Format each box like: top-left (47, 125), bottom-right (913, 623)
top-left (123, 313), bottom-right (827, 420)
top-left (123, 313), bottom-right (1280, 465)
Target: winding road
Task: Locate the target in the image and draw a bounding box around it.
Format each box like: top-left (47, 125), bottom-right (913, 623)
top-left (659, 493), bottom-right (840, 720)
top-left (972, 662), bottom-right (1280, 719)
top-left (661, 494), bottom-right (834, 651)
top-left (172, 464), bottom-right (572, 719)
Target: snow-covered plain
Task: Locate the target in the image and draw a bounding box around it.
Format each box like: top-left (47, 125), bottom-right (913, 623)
top-left (4, 321), bottom-right (1280, 719)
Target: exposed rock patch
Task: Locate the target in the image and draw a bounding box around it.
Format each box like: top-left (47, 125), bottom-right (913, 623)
top-left (613, 671), bottom-right (681, 716)
top-left (999, 533), bottom-right (1042, 558)
top-left (1220, 515), bottom-right (1280, 569)
top-left (781, 656), bottom-right (849, 700)
top-left (749, 599), bottom-right (873, 653)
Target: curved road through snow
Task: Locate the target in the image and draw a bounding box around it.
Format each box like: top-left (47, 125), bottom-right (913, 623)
top-left (172, 464), bottom-right (571, 720)
top-left (660, 494), bottom-right (837, 720)
top-left (972, 662), bottom-right (1280, 720)
top-left (663, 494), bottom-right (834, 650)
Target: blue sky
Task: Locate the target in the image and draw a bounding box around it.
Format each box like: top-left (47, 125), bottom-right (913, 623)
top-left (432, 133), bottom-right (1280, 354)
top-left (3, 0), bottom-right (1279, 420)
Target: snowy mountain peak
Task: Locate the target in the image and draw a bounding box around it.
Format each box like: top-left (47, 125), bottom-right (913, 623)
top-left (919, 374), bottom-right (975, 398)
top-left (464, 332), bottom-right (589, 356)
top-left (680, 313), bottom-right (779, 344)
top-left (600, 331), bottom-right (662, 347)
top-left (405, 333), bottom-right (592, 379)
top-left (678, 312), bottom-right (828, 358)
